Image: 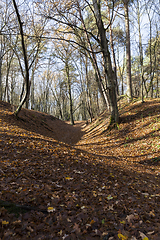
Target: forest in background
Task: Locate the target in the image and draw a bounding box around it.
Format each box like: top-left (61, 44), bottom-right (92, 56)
top-left (0, 0), bottom-right (159, 123)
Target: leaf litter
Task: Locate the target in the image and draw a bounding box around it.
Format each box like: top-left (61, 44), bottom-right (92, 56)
top-left (0, 99), bottom-right (160, 239)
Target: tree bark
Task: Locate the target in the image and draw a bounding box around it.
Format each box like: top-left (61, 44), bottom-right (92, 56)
top-left (65, 63), bottom-right (74, 125)
top-left (92, 0), bottom-right (119, 124)
top-left (0, 37), bottom-right (3, 100)
top-left (137, 0), bottom-right (144, 103)
top-left (124, 0), bottom-right (132, 102)
top-left (12, 0), bottom-right (30, 117)
top-left (107, 4), bottom-right (119, 96)
top-left (77, 3), bottom-right (110, 110)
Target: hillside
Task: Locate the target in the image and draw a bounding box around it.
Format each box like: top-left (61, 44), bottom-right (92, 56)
top-left (0, 99), bottom-right (160, 240)
top-left (77, 99), bottom-right (160, 175)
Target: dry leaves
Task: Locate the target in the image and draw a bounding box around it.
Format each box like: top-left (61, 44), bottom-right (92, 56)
top-left (0, 99), bottom-right (160, 239)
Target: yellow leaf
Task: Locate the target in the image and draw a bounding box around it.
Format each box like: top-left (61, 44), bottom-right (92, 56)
top-left (47, 207), bottom-right (55, 212)
top-left (90, 219), bottom-right (95, 225)
top-left (2, 221), bottom-right (9, 225)
top-left (120, 220), bottom-right (126, 224)
top-left (149, 210), bottom-right (155, 217)
top-left (93, 191), bottom-right (97, 197)
top-left (58, 230), bottom-right (63, 236)
top-left (65, 177), bottom-right (73, 180)
top-left (118, 233), bottom-right (128, 240)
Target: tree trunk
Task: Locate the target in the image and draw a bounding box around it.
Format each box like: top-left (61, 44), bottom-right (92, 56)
top-left (92, 0), bottom-right (119, 124)
top-left (77, 4), bottom-right (110, 110)
top-left (137, 0), bottom-right (144, 103)
top-left (4, 51), bottom-right (14, 103)
top-left (107, 4), bottom-right (119, 96)
top-left (31, 67), bottom-right (35, 109)
top-left (85, 57), bottom-right (93, 122)
top-left (124, 0), bottom-right (132, 102)
top-left (0, 39), bottom-right (3, 100)
top-left (156, 75), bottom-right (159, 98)
top-left (65, 63), bottom-right (74, 125)
top-left (12, 0), bottom-right (30, 117)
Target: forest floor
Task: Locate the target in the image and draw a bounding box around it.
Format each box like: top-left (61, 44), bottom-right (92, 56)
top-left (0, 99), bottom-right (160, 240)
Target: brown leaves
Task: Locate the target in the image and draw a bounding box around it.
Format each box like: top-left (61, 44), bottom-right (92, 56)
top-left (0, 100), bottom-right (160, 239)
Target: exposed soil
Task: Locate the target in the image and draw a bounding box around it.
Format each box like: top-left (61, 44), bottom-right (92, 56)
top-left (0, 99), bottom-right (160, 240)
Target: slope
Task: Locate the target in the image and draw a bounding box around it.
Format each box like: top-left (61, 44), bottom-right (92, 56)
top-left (76, 99), bottom-right (160, 175)
top-left (0, 99), bottom-right (160, 240)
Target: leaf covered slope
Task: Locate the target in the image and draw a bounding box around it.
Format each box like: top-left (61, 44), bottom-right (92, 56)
top-left (0, 99), bottom-right (160, 240)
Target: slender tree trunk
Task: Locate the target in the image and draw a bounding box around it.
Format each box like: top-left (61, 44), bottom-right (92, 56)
top-left (30, 58), bottom-right (38, 110)
top-left (107, 4), bottom-right (119, 96)
top-left (124, 0), bottom-right (132, 102)
top-left (77, 3), bottom-right (110, 110)
top-left (137, 0), bottom-right (144, 103)
top-left (4, 51), bottom-right (14, 103)
top-left (89, 54), bottom-right (110, 110)
top-left (80, 59), bottom-right (87, 120)
top-left (0, 38), bottom-right (3, 100)
top-left (85, 57), bottom-right (93, 122)
top-left (148, 15), bottom-right (153, 97)
top-left (65, 63), bottom-right (74, 125)
top-left (156, 76), bottom-right (159, 98)
top-left (145, 36), bottom-right (157, 97)
top-left (51, 88), bottom-right (63, 119)
top-left (31, 67), bottom-right (35, 109)
top-left (117, 42), bottom-right (125, 95)
top-left (92, 0), bottom-right (119, 124)
top-left (12, 0), bottom-right (30, 117)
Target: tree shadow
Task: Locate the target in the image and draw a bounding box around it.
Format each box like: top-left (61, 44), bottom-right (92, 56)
top-left (120, 101), bottom-right (160, 123)
top-left (139, 156), bottom-right (160, 166)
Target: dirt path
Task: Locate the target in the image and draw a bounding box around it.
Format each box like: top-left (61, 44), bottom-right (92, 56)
top-left (61, 121), bottom-right (87, 145)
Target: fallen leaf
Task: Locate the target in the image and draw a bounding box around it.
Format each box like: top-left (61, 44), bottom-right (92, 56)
top-left (47, 207), bottom-right (55, 212)
top-left (126, 214), bottom-right (137, 223)
top-left (139, 231), bottom-right (149, 240)
top-left (73, 223), bottom-right (81, 234)
top-left (65, 176), bottom-right (73, 180)
top-left (107, 195), bottom-right (113, 200)
top-left (120, 220), bottom-right (126, 224)
top-left (2, 221), bottom-right (9, 225)
top-left (108, 204), bottom-right (114, 210)
top-left (118, 233), bottom-right (128, 240)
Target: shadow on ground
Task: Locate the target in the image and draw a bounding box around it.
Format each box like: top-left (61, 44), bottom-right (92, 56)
top-left (0, 101), bottom-right (86, 145)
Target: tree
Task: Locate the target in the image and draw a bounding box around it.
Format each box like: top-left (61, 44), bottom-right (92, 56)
top-left (37, 0), bottom-right (119, 124)
top-left (0, 0), bottom-right (10, 100)
top-left (12, 0), bottom-right (30, 116)
top-left (135, 0), bottom-right (144, 102)
top-left (145, 33), bottom-right (160, 97)
top-left (76, 2), bottom-right (110, 110)
top-left (106, 0), bottom-right (120, 96)
top-left (92, 0), bottom-right (119, 124)
top-left (144, 0), bottom-right (159, 98)
top-left (53, 40), bottom-right (75, 125)
top-left (123, 0), bottom-right (133, 102)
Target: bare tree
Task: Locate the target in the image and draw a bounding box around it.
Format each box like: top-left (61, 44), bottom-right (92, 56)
top-left (92, 0), bottom-right (119, 124)
top-left (123, 0), bottom-right (133, 102)
top-left (12, 0), bottom-right (30, 116)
